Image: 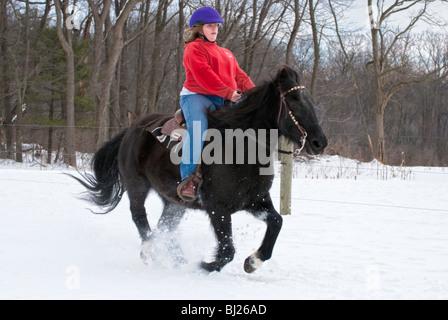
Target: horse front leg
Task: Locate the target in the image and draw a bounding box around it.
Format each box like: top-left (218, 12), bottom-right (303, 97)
top-left (244, 195), bottom-right (283, 273)
top-left (201, 212), bottom-right (235, 272)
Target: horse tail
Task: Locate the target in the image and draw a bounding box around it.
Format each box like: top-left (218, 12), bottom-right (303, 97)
top-left (70, 130), bottom-right (127, 214)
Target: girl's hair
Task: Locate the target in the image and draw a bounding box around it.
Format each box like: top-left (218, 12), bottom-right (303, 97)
top-left (183, 26), bottom-right (202, 44)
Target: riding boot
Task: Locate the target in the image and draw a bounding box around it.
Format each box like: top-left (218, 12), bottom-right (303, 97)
top-left (177, 167), bottom-right (203, 202)
top-left (179, 179), bottom-right (198, 201)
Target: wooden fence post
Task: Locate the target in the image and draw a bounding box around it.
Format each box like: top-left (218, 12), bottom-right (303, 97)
top-left (280, 136), bottom-right (293, 215)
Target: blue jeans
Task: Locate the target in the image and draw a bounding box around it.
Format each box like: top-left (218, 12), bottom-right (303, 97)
top-left (179, 94), bottom-right (225, 180)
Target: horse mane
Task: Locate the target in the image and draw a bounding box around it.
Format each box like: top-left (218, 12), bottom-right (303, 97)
top-left (207, 80), bottom-right (278, 131)
top-left (207, 66), bottom-right (300, 131)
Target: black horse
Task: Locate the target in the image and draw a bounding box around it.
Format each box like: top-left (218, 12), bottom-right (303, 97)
top-left (72, 66), bottom-right (327, 273)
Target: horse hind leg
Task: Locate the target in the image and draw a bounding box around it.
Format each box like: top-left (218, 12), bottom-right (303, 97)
top-left (156, 201), bottom-right (188, 266)
top-left (126, 178), bottom-right (153, 262)
top-left (201, 212), bottom-right (235, 272)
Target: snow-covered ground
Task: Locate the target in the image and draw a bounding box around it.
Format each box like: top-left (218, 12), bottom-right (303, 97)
top-left (0, 156), bottom-right (447, 300)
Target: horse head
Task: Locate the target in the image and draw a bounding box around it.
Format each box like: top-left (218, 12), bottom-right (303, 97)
top-left (274, 66), bottom-right (328, 155)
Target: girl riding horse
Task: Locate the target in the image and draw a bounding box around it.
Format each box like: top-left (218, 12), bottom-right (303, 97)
top-left (177, 7), bottom-right (255, 202)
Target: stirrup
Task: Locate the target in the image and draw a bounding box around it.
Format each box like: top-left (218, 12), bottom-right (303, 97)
top-left (177, 172), bottom-right (203, 202)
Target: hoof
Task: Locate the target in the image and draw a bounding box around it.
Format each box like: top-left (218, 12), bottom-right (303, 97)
top-left (140, 251), bottom-right (149, 264)
top-left (244, 252), bottom-right (264, 273)
top-left (172, 254), bottom-right (188, 267)
top-left (140, 240), bottom-right (154, 264)
top-left (200, 261), bottom-right (221, 272)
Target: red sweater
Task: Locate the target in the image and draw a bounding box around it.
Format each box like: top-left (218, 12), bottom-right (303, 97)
top-left (183, 38), bottom-right (255, 100)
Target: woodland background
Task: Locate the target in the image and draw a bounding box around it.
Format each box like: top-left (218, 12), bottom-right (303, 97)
top-left (0, 0), bottom-right (447, 168)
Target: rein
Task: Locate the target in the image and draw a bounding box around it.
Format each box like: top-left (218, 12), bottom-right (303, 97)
top-left (278, 85), bottom-right (308, 155)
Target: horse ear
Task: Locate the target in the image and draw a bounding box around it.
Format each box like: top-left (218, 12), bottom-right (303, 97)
top-left (290, 67), bottom-right (300, 83)
top-left (275, 65), bottom-right (300, 88)
top-left (276, 65), bottom-right (290, 80)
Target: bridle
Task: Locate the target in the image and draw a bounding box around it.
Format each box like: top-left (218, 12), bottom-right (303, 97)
top-left (278, 85), bottom-right (308, 154)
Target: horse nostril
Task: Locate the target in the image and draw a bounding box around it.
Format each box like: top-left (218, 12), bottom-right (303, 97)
top-left (312, 139), bottom-right (323, 150)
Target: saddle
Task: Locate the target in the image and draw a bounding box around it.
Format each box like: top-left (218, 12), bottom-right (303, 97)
top-left (147, 110), bottom-right (186, 150)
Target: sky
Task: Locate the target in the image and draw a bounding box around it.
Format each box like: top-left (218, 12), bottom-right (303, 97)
top-left (63, 1), bottom-right (448, 35)
top-left (345, 0), bottom-right (448, 33)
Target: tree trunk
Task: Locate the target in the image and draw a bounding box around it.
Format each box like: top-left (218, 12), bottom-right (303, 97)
top-left (328, 0), bottom-right (375, 159)
top-left (47, 89), bottom-right (54, 164)
top-left (110, 53), bottom-right (122, 135)
top-left (16, 0), bottom-right (31, 163)
top-left (175, 0), bottom-right (186, 109)
top-left (0, 0), bottom-right (11, 158)
top-left (87, 0), bottom-right (112, 112)
top-left (135, 0), bottom-right (150, 117)
top-left (13, 65), bottom-right (23, 163)
top-left (375, 106), bottom-right (386, 164)
top-left (369, 0), bottom-right (385, 163)
top-left (285, 0), bottom-right (306, 65)
top-left (54, 0), bottom-right (77, 168)
top-left (1, 0), bottom-right (14, 160)
top-left (243, 0), bottom-right (271, 75)
top-left (97, 0), bottom-right (143, 147)
top-left (367, 0), bottom-right (433, 164)
top-left (65, 47), bottom-right (77, 167)
top-left (309, 0), bottom-right (320, 97)
top-left (97, 54), bottom-right (115, 147)
top-left (147, 0), bottom-right (169, 115)
top-left (219, 0), bottom-right (248, 48)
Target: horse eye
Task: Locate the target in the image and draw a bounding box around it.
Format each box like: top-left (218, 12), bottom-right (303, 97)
top-left (289, 103), bottom-right (300, 112)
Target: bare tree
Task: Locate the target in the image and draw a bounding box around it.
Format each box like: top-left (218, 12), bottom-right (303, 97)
top-left (134, 0), bottom-right (153, 117)
top-left (175, 0), bottom-right (187, 107)
top-left (0, 0), bottom-right (446, 168)
top-left (328, 0), bottom-right (374, 158)
top-left (96, 0), bottom-right (144, 147)
top-left (308, 0), bottom-right (320, 96)
top-left (283, 0), bottom-right (306, 64)
top-left (367, 0), bottom-right (446, 163)
top-left (54, 0), bottom-right (77, 168)
top-left (242, 0), bottom-right (279, 75)
top-left (146, 0), bottom-right (175, 116)
top-left (87, 0), bottom-right (112, 109)
top-left (216, 0), bottom-right (248, 48)
top-left (0, 0), bottom-right (12, 159)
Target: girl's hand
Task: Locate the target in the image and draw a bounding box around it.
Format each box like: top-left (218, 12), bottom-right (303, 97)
top-left (230, 91), bottom-right (242, 103)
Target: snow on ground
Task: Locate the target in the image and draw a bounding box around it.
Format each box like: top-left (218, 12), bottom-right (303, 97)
top-left (0, 156), bottom-right (447, 300)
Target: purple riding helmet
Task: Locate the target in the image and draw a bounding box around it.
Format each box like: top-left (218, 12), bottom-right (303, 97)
top-left (190, 7), bottom-right (224, 28)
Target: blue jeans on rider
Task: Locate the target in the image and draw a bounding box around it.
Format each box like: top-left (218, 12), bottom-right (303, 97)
top-left (180, 94), bottom-right (225, 180)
